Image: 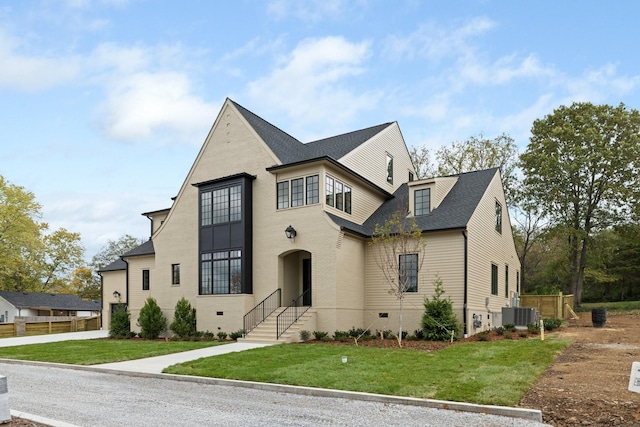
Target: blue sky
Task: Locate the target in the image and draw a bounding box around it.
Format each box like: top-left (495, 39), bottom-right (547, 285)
top-left (2, 0), bottom-right (640, 259)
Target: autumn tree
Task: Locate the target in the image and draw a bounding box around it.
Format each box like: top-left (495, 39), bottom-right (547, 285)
top-left (520, 102), bottom-right (640, 305)
top-left (408, 146), bottom-right (436, 180)
top-left (370, 204), bottom-right (426, 347)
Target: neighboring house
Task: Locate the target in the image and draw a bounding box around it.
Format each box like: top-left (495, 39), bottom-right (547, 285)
top-left (0, 291), bottom-right (101, 323)
top-left (99, 99), bottom-right (520, 340)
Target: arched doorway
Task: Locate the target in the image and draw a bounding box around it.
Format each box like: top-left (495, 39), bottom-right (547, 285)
top-left (280, 250), bottom-right (312, 307)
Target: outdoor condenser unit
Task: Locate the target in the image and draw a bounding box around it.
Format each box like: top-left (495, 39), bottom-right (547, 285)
top-left (501, 307), bottom-right (539, 327)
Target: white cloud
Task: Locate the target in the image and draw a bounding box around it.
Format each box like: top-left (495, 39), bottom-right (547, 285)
top-left (267, 0), bottom-right (353, 22)
top-left (246, 36), bottom-right (380, 139)
top-left (0, 30), bottom-right (80, 91)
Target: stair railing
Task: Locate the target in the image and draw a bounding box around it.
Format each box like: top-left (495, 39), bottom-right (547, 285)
top-left (243, 288), bottom-right (281, 337)
top-left (276, 289), bottom-right (311, 339)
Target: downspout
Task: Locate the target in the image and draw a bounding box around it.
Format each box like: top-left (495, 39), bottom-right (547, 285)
top-left (121, 256), bottom-right (129, 309)
top-left (462, 229), bottom-right (468, 337)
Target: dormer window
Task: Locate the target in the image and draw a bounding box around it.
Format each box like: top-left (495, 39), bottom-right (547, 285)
top-left (414, 188), bottom-right (431, 216)
top-left (386, 154), bottom-right (393, 184)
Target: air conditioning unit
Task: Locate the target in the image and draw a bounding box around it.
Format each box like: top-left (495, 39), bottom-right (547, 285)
top-left (501, 307), bottom-right (539, 327)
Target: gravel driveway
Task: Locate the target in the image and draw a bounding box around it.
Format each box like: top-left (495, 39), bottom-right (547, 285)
top-left (0, 361), bottom-right (548, 427)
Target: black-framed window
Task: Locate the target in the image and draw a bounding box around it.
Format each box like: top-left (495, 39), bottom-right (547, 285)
top-left (335, 181), bottom-right (343, 210)
top-left (325, 176), bottom-right (334, 207)
top-left (277, 181), bottom-right (289, 209)
top-left (414, 188), bottom-right (431, 216)
top-left (409, 171), bottom-right (414, 182)
top-left (306, 175), bottom-right (319, 204)
top-left (291, 178), bottom-right (304, 207)
top-left (386, 154), bottom-right (393, 184)
top-left (142, 269), bottom-right (150, 291)
top-left (201, 192), bottom-right (212, 226)
top-left (201, 250), bottom-right (242, 295)
top-left (201, 185), bottom-right (242, 225)
top-left (399, 254), bottom-right (418, 293)
top-left (491, 263), bottom-right (498, 296)
top-left (495, 201), bottom-right (502, 234)
top-left (344, 186), bottom-right (352, 214)
top-left (505, 265), bottom-right (509, 298)
top-left (172, 264), bottom-right (180, 285)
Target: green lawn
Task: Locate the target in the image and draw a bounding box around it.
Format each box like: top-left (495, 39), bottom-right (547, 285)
top-left (164, 336), bottom-right (570, 406)
top-left (575, 300), bottom-right (640, 313)
top-left (0, 339), bottom-right (224, 365)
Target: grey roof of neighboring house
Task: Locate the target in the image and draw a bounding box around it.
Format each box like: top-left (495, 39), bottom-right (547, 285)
top-left (230, 99), bottom-right (394, 165)
top-left (0, 291), bottom-right (101, 311)
top-left (121, 239), bottom-right (155, 258)
top-left (97, 258), bottom-right (127, 273)
top-left (328, 168), bottom-right (499, 237)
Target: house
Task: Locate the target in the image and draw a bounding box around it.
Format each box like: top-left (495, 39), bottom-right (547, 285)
top-left (99, 99), bottom-right (520, 340)
top-left (0, 291), bottom-right (101, 323)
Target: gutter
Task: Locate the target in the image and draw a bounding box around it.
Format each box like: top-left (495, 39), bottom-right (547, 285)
top-left (462, 229), bottom-right (468, 337)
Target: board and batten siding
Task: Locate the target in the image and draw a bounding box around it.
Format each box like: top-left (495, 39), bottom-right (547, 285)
top-left (339, 122), bottom-right (416, 193)
top-left (363, 230), bottom-right (465, 335)
top-left (465, 172), bottom-right (520, 332)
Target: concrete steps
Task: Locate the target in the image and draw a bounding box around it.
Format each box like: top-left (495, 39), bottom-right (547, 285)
top-left (238, 307), bottom-right (316, 344)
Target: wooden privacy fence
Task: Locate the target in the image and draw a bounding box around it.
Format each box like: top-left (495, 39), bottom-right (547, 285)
top-left (520, 294), bottom-right (574, 320)
top-left (0, 316), bottom-right (101, 338)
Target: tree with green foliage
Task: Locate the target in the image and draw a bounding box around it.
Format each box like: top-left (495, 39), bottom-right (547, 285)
top-left (520, 102), bottom-right (640, 305)
top-left (436, 133), bottom-right (519, 203)
top-left (109, 303), bottom-right (132, 338)
top-left (421, 276), bottom-right (461, 341)
top-left (371, 204), bottom-right (426, 347)
top-left (170, 297), bottom-right (197, 338)
top-left (408, 146), bottom-right (436, 179)
top-left (137, 297), bottom-right (167, 339)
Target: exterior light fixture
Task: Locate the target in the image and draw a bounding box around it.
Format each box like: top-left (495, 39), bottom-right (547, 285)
top-left (113, 290), bottom-right (121, 300)
top-left (285, 225), bottom-right (297, 241)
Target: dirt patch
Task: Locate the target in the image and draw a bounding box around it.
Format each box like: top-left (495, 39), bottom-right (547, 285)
top-left (519, 312), bottom-right (640, 426)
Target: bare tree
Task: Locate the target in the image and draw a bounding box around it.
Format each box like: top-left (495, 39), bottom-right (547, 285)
top-left (370, 205), bottom-right (426, 347)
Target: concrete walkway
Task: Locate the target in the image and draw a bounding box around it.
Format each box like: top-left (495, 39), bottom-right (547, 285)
top-left (0, 330), bottom-right (108, 347)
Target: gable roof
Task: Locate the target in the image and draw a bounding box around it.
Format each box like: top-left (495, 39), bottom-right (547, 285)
top-left (0, 291), bottom-right (101, 311)
top-left (230, 99), bottom-right (394, 166)
top-left (329, 168), bottom-right (499, 237)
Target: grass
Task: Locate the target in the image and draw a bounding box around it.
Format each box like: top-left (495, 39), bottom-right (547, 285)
top-left (164, 336), bottom-right (570, 406)
top-left (0, 339), bottom-right (224, 365)
top-left (575, 300), bottom-right (640, 313)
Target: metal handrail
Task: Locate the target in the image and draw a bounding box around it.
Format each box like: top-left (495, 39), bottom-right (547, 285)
top-left (243, 288), bottom-right (281, 337)
top-left (276, 289), bottom-right (311, 339)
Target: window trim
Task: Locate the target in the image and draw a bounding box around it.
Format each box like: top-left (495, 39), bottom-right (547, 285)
top-left (142, 269), bottom-right (150, 291)
top-left (172, 264), bottom-right (180, 286)
top-left (414, 188), bottom-right (431, 216)
top-left (399, 253), bottom-right (418, 293)
top-left (277, 181), bottom-right (289, 209)
top-left (491, 263), bottom-right (498, 296)
top-left (495, 200), bottom-right (503, 234)
top-left (505, 265), bottom-right (509, 298)
top-left (386, 153), bottom-right (394, 184)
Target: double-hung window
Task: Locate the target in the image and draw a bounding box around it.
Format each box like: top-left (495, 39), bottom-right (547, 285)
top-left (399, 254), bottom-right (418, 293)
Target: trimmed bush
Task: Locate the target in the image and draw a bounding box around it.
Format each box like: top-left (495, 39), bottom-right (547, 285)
top-left (527, 322), bottom-right (540, 334)
top-left (217, 331), bottom-right (228, 340)
top-left (299, 330), bottom-right (311, 341)
top-left (313, 331), bottom-right (328, 340)
top-left (543, 318), bottom-right (562, 331)
top-left (229, 329), bottom-right (244, 340)
top-left (137, 297), bottom-right (167, 339)
top-left (109, 303), bottom-right (132, 338)
top-left (333, 330), bottom-right (350, 341)
top-left (503, 323), bottom-right (517, 332)
top-left (170, 297), bottom-right (197, 338)
top-left (421, 277), bottom-right (462, 341)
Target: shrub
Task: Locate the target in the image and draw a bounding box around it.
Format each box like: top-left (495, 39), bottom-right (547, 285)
top-left (229, 329), bottom-right (244, 340)
top-left (348, 327), bottom-right (371, 338)
top-left (494, 326), bottom-right (505, 336)
top-left (527, 322), bottom-right (541, 334)
top-left (169, 297), bottom-right (197, 338)
top-left (504, 331), bottom-right (513, 339)
top-left (109, 303), bottom-right (131, 338)
top-left (421, 277), bottom-right (462, 341)
top-left (137, 297), bottom-right (167, 339)
top-left (519, 331), bottom-right (529, 338)
top-left (543, 318), bottom-right (562, 331)
top-left (217, 331), bottom-right (228, 340)
top-left (313, 331), bottom-right (328, 340)
top-left (203, 331), bottom-right (215, 340)
top-left (503, 323), bottom-right (516, 332)
top-left (299, 330), bottom-right (311, 341)
top-left (413, 329), bottom-right (425, 340)
top-left (476, 331), bottom-right (490, 341)
top-left (333, 330), bottom-right (350, 341)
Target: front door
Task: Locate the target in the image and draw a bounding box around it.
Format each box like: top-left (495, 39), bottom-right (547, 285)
top-left (302, 258), bottom-right (312, 306)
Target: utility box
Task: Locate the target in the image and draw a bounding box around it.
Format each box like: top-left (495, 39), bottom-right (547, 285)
top-left (502, 307), bottom-right (540, 327)
top-left (0, 375), bottom-right (9, 423)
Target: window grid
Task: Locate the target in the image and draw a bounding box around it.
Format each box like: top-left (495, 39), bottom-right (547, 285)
top-left (414, 188), bottom-right (431, 216)
top-left (229, 185), bottom-right (241, 221)
top-left (399, 254), bottom-right (418, 292)
top-left (344, 186), bottom-right (352, 214)
top-left (291, 178), bottom-right (304, 207)
top-left (325, 176), bottom-right (334, 207)
top-left (212, 188), bottom-right (229, 224)
top-left (335, 181), bottom-right (343, 210)
top-left (491, 263), bottom-right (498, 296)
top-left (172, 264), bottom-right (180, 285)
top-left (201, 192), bottom-right (212, 226)
top-left (306, 175), bottom-right (319, 204)
top-left (201, 253), bottom-right (212, 295)
top-left (277, 181), bottom-right (289, 209)
top-left (202, 250), bottom-right (242, 295)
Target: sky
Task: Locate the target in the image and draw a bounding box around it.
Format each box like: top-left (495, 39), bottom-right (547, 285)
top-left (1, 0), bottom-right (640, 260)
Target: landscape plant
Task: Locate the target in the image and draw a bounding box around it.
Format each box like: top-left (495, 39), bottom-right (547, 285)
top-left (169, 297), bottom-right (197, 338)
top-left (109, 303), bottom-right (132, 338)
top-left (137, 297), bottom-right (167, 339)
top-left (421, 276), bottom-right (461, 341)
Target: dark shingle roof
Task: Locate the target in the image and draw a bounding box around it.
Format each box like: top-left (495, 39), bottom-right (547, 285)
top-left (231, 99), bottom-right (393, 166)
top-left (97, 258), bottom-right (127, 273)
top-left (0, 291), bottom-right (101, 311)
top-left (121, 239), bottom-right (155, 258)
top-left (329, 168), bottom-right (499, 236)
